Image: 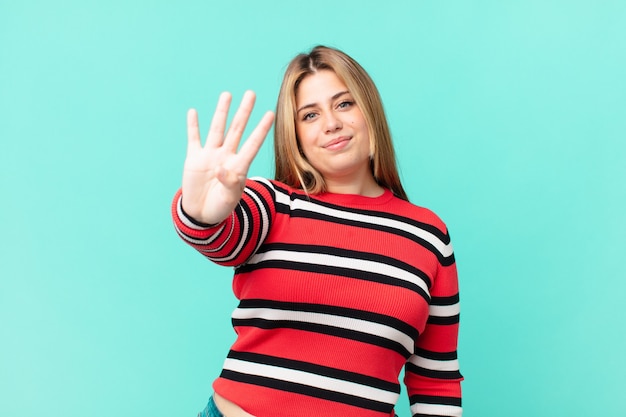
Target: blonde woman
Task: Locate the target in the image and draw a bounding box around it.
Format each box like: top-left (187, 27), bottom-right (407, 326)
top-left (173, 46), bottom-right (463, 417)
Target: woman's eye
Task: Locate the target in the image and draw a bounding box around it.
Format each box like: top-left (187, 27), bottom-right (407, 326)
top-left (338, 100), bottom-right (354, 109)
top-left (303, 112), bottom-right (316, 121)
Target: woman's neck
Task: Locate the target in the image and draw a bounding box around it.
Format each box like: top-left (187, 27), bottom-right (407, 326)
top-left (323, 174), bottom-right (384, 197)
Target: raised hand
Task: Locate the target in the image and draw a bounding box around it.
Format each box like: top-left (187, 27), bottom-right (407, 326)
top-left (181, 91), bottom-right (275, 225)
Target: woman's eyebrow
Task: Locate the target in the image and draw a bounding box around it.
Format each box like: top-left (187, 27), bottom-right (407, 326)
top-left (296, 90), bottom-right (350, 114)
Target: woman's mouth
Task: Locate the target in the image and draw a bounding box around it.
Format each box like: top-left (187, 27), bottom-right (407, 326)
top-left (323, 136), bottom-right (351, 151)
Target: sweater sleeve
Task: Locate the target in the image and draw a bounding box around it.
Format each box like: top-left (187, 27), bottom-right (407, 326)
top-left (171, 178), bottom-right (276, 267)
top-left (403, 229), bottom-right (463, 417)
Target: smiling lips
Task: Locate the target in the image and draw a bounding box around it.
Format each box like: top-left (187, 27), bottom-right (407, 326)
top-left (323, 136), bottom-right (351, 150)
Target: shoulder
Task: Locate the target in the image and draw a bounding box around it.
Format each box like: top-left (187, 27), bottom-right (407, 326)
top-left (247, 177), bottom-right (310, 197)
top-left (390, 197), bottom-right (456, 264)
top-left (389, 196), bottom-right (451, 235)
top-left (244, 178), bottom-right (310, 206)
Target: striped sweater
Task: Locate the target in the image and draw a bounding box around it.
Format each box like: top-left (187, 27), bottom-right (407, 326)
top-left (172, 178), bottom-right (463, 417)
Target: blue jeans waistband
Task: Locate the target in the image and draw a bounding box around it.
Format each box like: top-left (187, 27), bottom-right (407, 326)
top-left (197, 396), bottom-right (399, 417)
top-left (197, 396), bottom-right (223, 417)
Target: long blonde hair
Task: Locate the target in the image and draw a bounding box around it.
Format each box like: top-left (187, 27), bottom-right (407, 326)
top-left (274, 45), bottom-right (408, 201)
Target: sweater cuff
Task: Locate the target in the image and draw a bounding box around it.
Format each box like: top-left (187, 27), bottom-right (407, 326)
top-left (175, 193), bottom-right (224, 231)
top-left (180, 201), bottom-right (219, 228)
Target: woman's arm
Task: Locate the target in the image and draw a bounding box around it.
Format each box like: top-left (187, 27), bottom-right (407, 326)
top-left (172, 178), bottom-right (276, 267)
top-left (404, 233), bottom-right (463, 417)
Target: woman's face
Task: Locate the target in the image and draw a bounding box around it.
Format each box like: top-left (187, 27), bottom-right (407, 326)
top-left (295, 70), bottom-right (373, 191)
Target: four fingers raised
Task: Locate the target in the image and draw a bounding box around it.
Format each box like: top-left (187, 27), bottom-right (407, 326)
top-left (188, 91), bottom-right (272, 151)
top-left (186, 91), bottom-right (274, 172)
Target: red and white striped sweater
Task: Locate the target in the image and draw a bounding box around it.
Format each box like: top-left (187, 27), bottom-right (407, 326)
top-left (172, 178), bottom-right (463, 417)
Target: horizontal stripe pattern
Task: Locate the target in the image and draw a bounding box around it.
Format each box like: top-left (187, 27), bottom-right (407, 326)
top-left (241, 243), bottom-right (432, 302)
top-left (172, 179), bottom-right (462, 416)
top-left (232, 299), bottom-right (419, 357)
top-left (222, 351), bottom-right (400, 413)
top-left (428, 295), bottom-right (461, 325)
top-left (406, 348), bottom-right (462, 380)
top-left (410, 394), bottom-right (462, 417)
top-left (266, 179), bottom-right (455, 265)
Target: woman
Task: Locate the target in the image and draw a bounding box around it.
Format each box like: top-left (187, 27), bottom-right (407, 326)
top-left (173, 45), bottom-right (463, 417)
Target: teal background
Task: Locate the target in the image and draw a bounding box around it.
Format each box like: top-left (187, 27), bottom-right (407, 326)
top-left (1, 0), bottom-right (625, 416)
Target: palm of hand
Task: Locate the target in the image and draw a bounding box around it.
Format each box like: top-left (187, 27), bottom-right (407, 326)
top-left (181, 91), bottom-right (275, 224)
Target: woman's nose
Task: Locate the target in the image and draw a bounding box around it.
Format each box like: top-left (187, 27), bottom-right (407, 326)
top-left (324, 113), bottom-right (342, 133)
